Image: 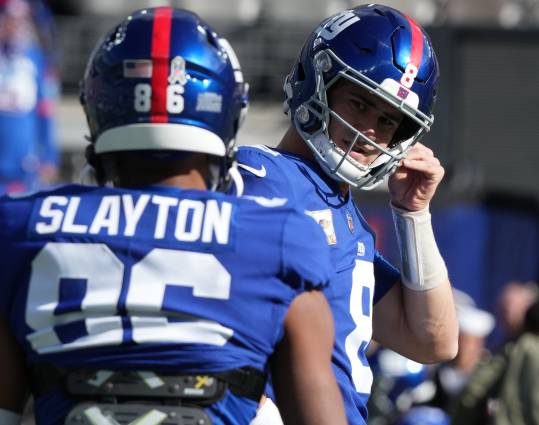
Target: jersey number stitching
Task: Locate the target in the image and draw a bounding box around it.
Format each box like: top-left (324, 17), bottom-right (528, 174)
top-left (25, 242), bottom-right (233, 354)
top-left (345, 259), bottom-right (374, 394)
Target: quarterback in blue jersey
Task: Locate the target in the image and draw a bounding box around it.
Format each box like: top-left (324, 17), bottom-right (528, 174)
top-left (239, 5), bottom-right (459, 424)
top-left (0, 8), bottom-right (347, 425)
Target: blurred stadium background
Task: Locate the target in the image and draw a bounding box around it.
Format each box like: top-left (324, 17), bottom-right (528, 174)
top-left (52, 0), bottom-right (539, 201)
top-left (50, 0), bottom-right (539, 319)
top-left (17, 0), bottom-right (539, 422)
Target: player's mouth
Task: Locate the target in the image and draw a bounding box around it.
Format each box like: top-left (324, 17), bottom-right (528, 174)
top-left (345, 140), bottom-right (377, 163)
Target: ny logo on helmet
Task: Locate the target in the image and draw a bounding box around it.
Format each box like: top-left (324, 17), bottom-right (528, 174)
top-left (317, 11), bottom-right (360, 41)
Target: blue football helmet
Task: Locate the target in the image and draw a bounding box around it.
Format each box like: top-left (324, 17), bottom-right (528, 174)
top-left (283, 4), bottom-right (439, 189)
top-left (396, 407), bottom-right (450, 425)
top-left (80, 7), bottom-right (248, 191)
top-left (374, 348), bottom-right (431, 408)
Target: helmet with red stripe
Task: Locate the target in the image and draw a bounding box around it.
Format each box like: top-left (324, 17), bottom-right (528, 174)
top-left (283, 4), bottom-right (439, 189)
top-left (80, 7), bottom-right (248, 190)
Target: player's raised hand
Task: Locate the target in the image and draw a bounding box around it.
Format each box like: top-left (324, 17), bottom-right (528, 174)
top-left (388, 142), bottom-right (444, 212)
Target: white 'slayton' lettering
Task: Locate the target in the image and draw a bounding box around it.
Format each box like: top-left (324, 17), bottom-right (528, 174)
top-left (35, 195), bottom-right (232, 244)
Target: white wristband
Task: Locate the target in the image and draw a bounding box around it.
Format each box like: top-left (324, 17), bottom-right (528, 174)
top-left (391, 203), bottom-right (448, 291)
top-left (0, 408), bottom-right (22, 425)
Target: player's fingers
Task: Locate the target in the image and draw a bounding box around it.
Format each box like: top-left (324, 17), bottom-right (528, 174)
top-left (401, 157), bottom-right (444, 178)
top-left (401, 153), bottom-right (440, 169)
top-left (406, 144), bottom-right (434, 160)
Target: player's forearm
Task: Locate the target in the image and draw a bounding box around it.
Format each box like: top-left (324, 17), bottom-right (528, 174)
top-left (383, 204), bottom-right (458, 362)
top-left (400, 279), bottom-right (458, 363)
top-left (373, 280), bottom-right (458, 363)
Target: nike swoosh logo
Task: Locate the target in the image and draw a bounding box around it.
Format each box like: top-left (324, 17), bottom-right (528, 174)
top-left (238, 163), bottom-right (267, 178)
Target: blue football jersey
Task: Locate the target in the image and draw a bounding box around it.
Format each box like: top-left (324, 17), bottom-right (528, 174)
top-left (237, 145), bottom-right (400, 424)
top-left (0, 184), bottom-right (333, 425)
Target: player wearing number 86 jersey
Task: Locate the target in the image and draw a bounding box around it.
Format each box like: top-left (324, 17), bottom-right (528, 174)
top-left (0, 7), bottom-right (347, 425)
top-left (0, 184), bottom-right (337, 424)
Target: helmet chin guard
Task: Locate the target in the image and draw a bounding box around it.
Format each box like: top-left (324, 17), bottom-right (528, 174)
top-left (299, 129), bottom-right (415, 191)
top-left (284, 5), bottom-right (439, 190)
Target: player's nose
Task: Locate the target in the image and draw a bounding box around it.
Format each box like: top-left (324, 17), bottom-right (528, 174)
top-left (357, 127), bottom-right (377, 143)
top-left (353, 113), bottom-right (377, 140)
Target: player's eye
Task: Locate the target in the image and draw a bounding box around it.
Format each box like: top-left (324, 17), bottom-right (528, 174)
top-left (379, 115), bottom-right (398, 128)
top-left (351, 99), bottom-right (367, 112)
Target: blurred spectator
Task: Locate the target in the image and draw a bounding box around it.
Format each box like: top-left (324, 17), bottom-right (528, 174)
top-left (492, 298), bottom-right (539, 425)
top-left (497, 280), bottom-right (539, 341)
top-left (29, 0), bottom-right (58, 60)
top-left (451, 281), bottom-right (539, 424)
top-left (428, 289), bottom-right (495, 412)
top-left (0, 0), bottom-right (59, 194)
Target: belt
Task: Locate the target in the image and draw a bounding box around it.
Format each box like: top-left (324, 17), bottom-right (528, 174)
top-left (29, 363), bottom-right (266, 403)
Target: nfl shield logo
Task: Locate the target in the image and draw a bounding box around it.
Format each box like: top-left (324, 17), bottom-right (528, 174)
top-left (346, 210), bottom-right (354, 233)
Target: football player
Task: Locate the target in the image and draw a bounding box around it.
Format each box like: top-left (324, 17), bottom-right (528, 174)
top-left (0, 8), bottom-right (346, 425)
top-left (237, 5), bottom-right (459, 424)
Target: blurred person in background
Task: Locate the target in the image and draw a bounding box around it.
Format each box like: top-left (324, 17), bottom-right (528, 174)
top-left (0, 0), bottom-right (58, 194)
top-left (239, 4), bottom-right (458, 424)
top-left (492, 298), bottom-right (539, 425)
top-left (496, 280), bottom-right (538, 342)
top-left (28, 0), bottom-right (56, 52)
top-left (451, 281), bottom-right (539, 424)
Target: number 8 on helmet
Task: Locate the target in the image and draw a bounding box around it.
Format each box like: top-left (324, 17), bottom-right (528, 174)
top-left (283, 4), bottom-right (439, 189)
